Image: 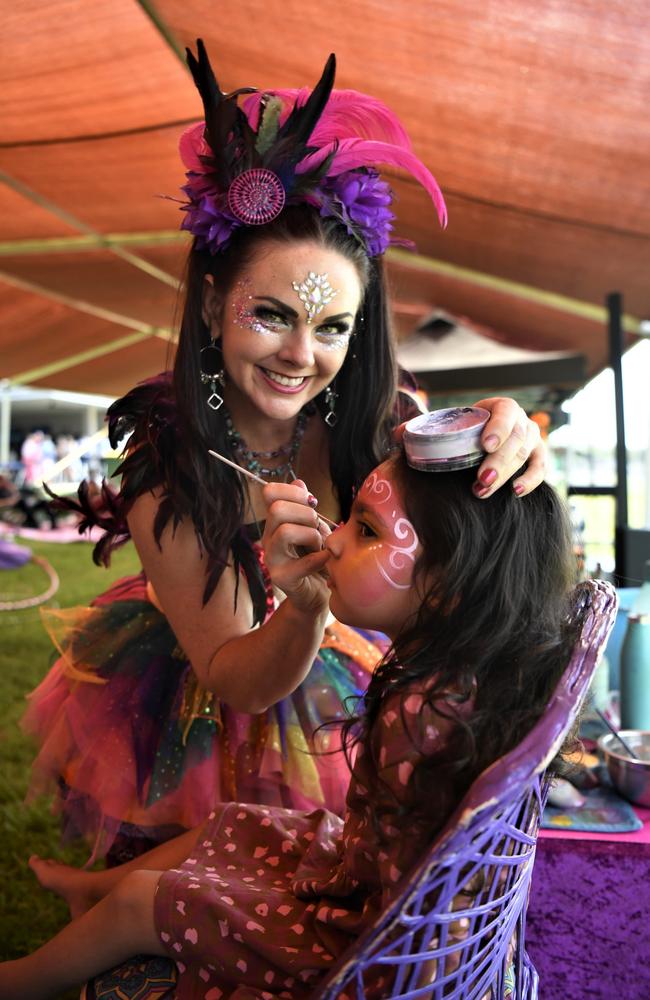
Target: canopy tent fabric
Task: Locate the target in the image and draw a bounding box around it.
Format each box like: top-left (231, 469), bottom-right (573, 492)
top-left (1, 0), bottom-right (648, 400)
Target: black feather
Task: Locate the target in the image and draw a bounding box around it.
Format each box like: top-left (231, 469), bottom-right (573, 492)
top-left (186, 39), bottom-right (259, 187)
top-left (276, 53), bottom-right (336, 148)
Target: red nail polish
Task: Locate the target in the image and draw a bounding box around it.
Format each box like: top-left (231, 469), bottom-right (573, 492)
top-left (473, 483), bottom-right (489, 498)
top-left (513, 484), bottom-right (525, 496)
top-left (307, 493), bottom-right (318, 508)
top-left (479, 468), bottom-right (497, 486)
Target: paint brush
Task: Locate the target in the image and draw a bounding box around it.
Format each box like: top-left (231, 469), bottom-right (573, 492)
top-left (207, 449), bottom-right (339, 529)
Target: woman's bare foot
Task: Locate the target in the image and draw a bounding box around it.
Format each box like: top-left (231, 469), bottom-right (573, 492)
top-left (28, 856), bottom-right (101, 918)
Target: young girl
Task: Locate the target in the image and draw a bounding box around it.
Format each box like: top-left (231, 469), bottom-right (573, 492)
top-left (2, 439), bottom-right (578, 1000)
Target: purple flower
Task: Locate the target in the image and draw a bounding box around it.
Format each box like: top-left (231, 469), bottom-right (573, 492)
top-left (320, 170), bottom-right (395, 256)
top-left (180, 172), bottom-right (240, 253)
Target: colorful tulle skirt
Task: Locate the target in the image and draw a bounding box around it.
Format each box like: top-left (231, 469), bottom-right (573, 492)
top-left (22, 573), bottom-right (383, 862)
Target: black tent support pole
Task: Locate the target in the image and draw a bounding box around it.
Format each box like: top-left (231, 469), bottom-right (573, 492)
top-left (608, 291), bottom-right (628, 584)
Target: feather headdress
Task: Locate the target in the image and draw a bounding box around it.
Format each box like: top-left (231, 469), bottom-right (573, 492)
top-left (179, 40), bottom-right (446, 256)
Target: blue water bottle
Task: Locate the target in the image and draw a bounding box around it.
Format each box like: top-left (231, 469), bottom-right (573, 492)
top-left (620, 612), bottom-right (650, 730)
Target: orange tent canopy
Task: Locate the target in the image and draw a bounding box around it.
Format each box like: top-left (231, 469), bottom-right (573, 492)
top-left (1, 0), bottom-right (648, 399)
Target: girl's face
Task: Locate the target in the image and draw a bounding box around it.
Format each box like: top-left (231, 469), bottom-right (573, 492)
top-left (204, 240), bottom-right (363, 426)
top-left (324, 459), bottom-right (425, 639)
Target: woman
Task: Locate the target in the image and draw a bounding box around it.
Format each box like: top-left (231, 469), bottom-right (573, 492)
top-left (23, 41), bottom-right (545, 864)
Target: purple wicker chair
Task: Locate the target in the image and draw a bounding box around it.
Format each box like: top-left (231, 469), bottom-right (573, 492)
top-left (84, 580), bottom-right (616, 1000)
top-left (311, 578), bottom-right (618, 1000)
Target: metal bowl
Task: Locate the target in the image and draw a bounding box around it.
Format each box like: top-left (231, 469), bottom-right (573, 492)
top-left (598, 731), bottom-right (650, 807)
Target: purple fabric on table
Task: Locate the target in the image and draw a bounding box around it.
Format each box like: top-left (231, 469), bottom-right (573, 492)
top-left (528, 837), bottom-right (650, 1000)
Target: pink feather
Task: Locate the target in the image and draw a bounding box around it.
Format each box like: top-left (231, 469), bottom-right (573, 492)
top-left (310, 91), bottom-right (413, 148)
top-left (179, 122), bottom-right (210, 171)
top-left (243, 88), bottom-right (411, 147)
top-left (299, 138), bottom-right (447, 228)
top-left (189, 88), bottom-right (447, 229)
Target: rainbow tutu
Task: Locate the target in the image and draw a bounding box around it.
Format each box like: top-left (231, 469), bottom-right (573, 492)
top-left (23, 573), bottom-right (383, 861)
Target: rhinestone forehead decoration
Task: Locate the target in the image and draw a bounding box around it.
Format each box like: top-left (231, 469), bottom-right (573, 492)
top-left (292, 272), bottom-right (338, 323)
top-left (228, 168), bottom-right (286, 226)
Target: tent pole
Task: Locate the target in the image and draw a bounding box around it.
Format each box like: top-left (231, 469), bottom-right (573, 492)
top-left (0, 381), bottom-right (10, 469)
top-left (608, 292), bottom-right (628, 584)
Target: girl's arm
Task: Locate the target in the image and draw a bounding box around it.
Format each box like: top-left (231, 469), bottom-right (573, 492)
top-left (127, 484), bottom-right (330, 714)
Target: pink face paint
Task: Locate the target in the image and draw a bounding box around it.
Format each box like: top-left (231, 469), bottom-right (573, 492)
top-left (403, 406), bottom-right (490, 471)
top-left (326, 466), bottom-right (419, 618)
top-left (358, 470), bottom-right (419, 594)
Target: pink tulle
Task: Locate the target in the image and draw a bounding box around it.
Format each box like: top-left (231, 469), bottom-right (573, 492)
top-left (23, 655), bottom-right (352, 861)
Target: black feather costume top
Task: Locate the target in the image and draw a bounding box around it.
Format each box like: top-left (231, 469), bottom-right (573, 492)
top-left (50, 372), bottom-right (270, 625)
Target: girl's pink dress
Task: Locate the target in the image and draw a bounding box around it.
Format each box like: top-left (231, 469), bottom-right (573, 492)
top-left (152, 685), bottom-right (461, 999)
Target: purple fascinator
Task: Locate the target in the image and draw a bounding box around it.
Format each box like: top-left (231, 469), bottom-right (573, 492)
top-left (176, 41), bottom-right (446, 256)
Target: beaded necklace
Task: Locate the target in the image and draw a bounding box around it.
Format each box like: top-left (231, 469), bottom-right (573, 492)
top-left (224, 407), bottom-right (310, 480)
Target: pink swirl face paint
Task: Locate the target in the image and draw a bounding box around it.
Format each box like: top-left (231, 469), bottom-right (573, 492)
top-left (324, 460), bottom-right (422, 637)
top-left (355, 470), bottom-right (419, 599)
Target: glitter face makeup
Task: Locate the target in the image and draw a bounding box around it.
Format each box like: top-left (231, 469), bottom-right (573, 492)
top-left (231, 279), bottom-right (351, 351)
top-left (292, 272), bottom-right (338, 323)
top-left (324, 459), bottom-right (423, 638)
top-left (212, 240), bottom-right (361, 425)
top-left (314, 329), bottom-right (351, 352)
top-left (232, 280), bottom-right (281, 339)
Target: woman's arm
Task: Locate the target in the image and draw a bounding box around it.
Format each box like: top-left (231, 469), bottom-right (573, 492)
top-left (127, 485), bottom-right (330, 714)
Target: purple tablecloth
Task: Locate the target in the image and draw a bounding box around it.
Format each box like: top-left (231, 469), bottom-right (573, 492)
top-left (527, 836), bottom-right (650, 999)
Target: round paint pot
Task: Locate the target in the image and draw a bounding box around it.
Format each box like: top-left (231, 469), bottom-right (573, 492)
top-left (403, 406), bottom-right (490, 471)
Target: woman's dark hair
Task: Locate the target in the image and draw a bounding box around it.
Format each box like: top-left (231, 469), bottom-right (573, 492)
top-left (111, 204), bottom-right (399, 615)
top-left (345, 454), bottom-right (581, 834)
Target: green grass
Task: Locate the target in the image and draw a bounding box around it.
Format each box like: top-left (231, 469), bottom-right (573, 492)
top-left (0, 535), bottom-right (140, 995)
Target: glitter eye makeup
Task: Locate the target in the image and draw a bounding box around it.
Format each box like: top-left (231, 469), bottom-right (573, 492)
top-left (232, 281), bottom-right (284, 339)
top-left (313, 329), bottom-right (352, 352)
top-left (231, 278), bottom-right (351, 350)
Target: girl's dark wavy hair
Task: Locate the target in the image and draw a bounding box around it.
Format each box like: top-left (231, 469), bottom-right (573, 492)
top-left (87, 204), bottom-right (401, 620)
top-left (342, 454), bottom-right (581, 832)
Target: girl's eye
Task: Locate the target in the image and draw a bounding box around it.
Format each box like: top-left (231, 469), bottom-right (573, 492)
top-left (358, 521), bottom-right (377, 539)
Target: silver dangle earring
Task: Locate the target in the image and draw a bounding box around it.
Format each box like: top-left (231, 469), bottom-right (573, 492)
top-left (324, 383), bottom-right (338, 427)
top-left (351, 311), bottom-right (363, 360)
top-left (200, 338), bottom-right (226, 411)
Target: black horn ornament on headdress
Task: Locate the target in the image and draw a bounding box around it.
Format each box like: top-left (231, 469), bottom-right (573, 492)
top-left (177, 39), bottom-right (447, 255)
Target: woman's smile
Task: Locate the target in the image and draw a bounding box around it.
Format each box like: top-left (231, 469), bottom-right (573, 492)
top-left (257, 367), bottom-right (311, 393)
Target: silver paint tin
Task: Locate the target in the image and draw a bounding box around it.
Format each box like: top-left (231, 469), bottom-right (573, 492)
top-left (403, 406), bottom-right (490, 471)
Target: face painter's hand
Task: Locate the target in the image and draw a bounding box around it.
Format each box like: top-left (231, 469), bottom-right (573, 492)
top-left (471, 397), bottom-right (546, 499)
top-left (262, 480), bottom-right (331, 614)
